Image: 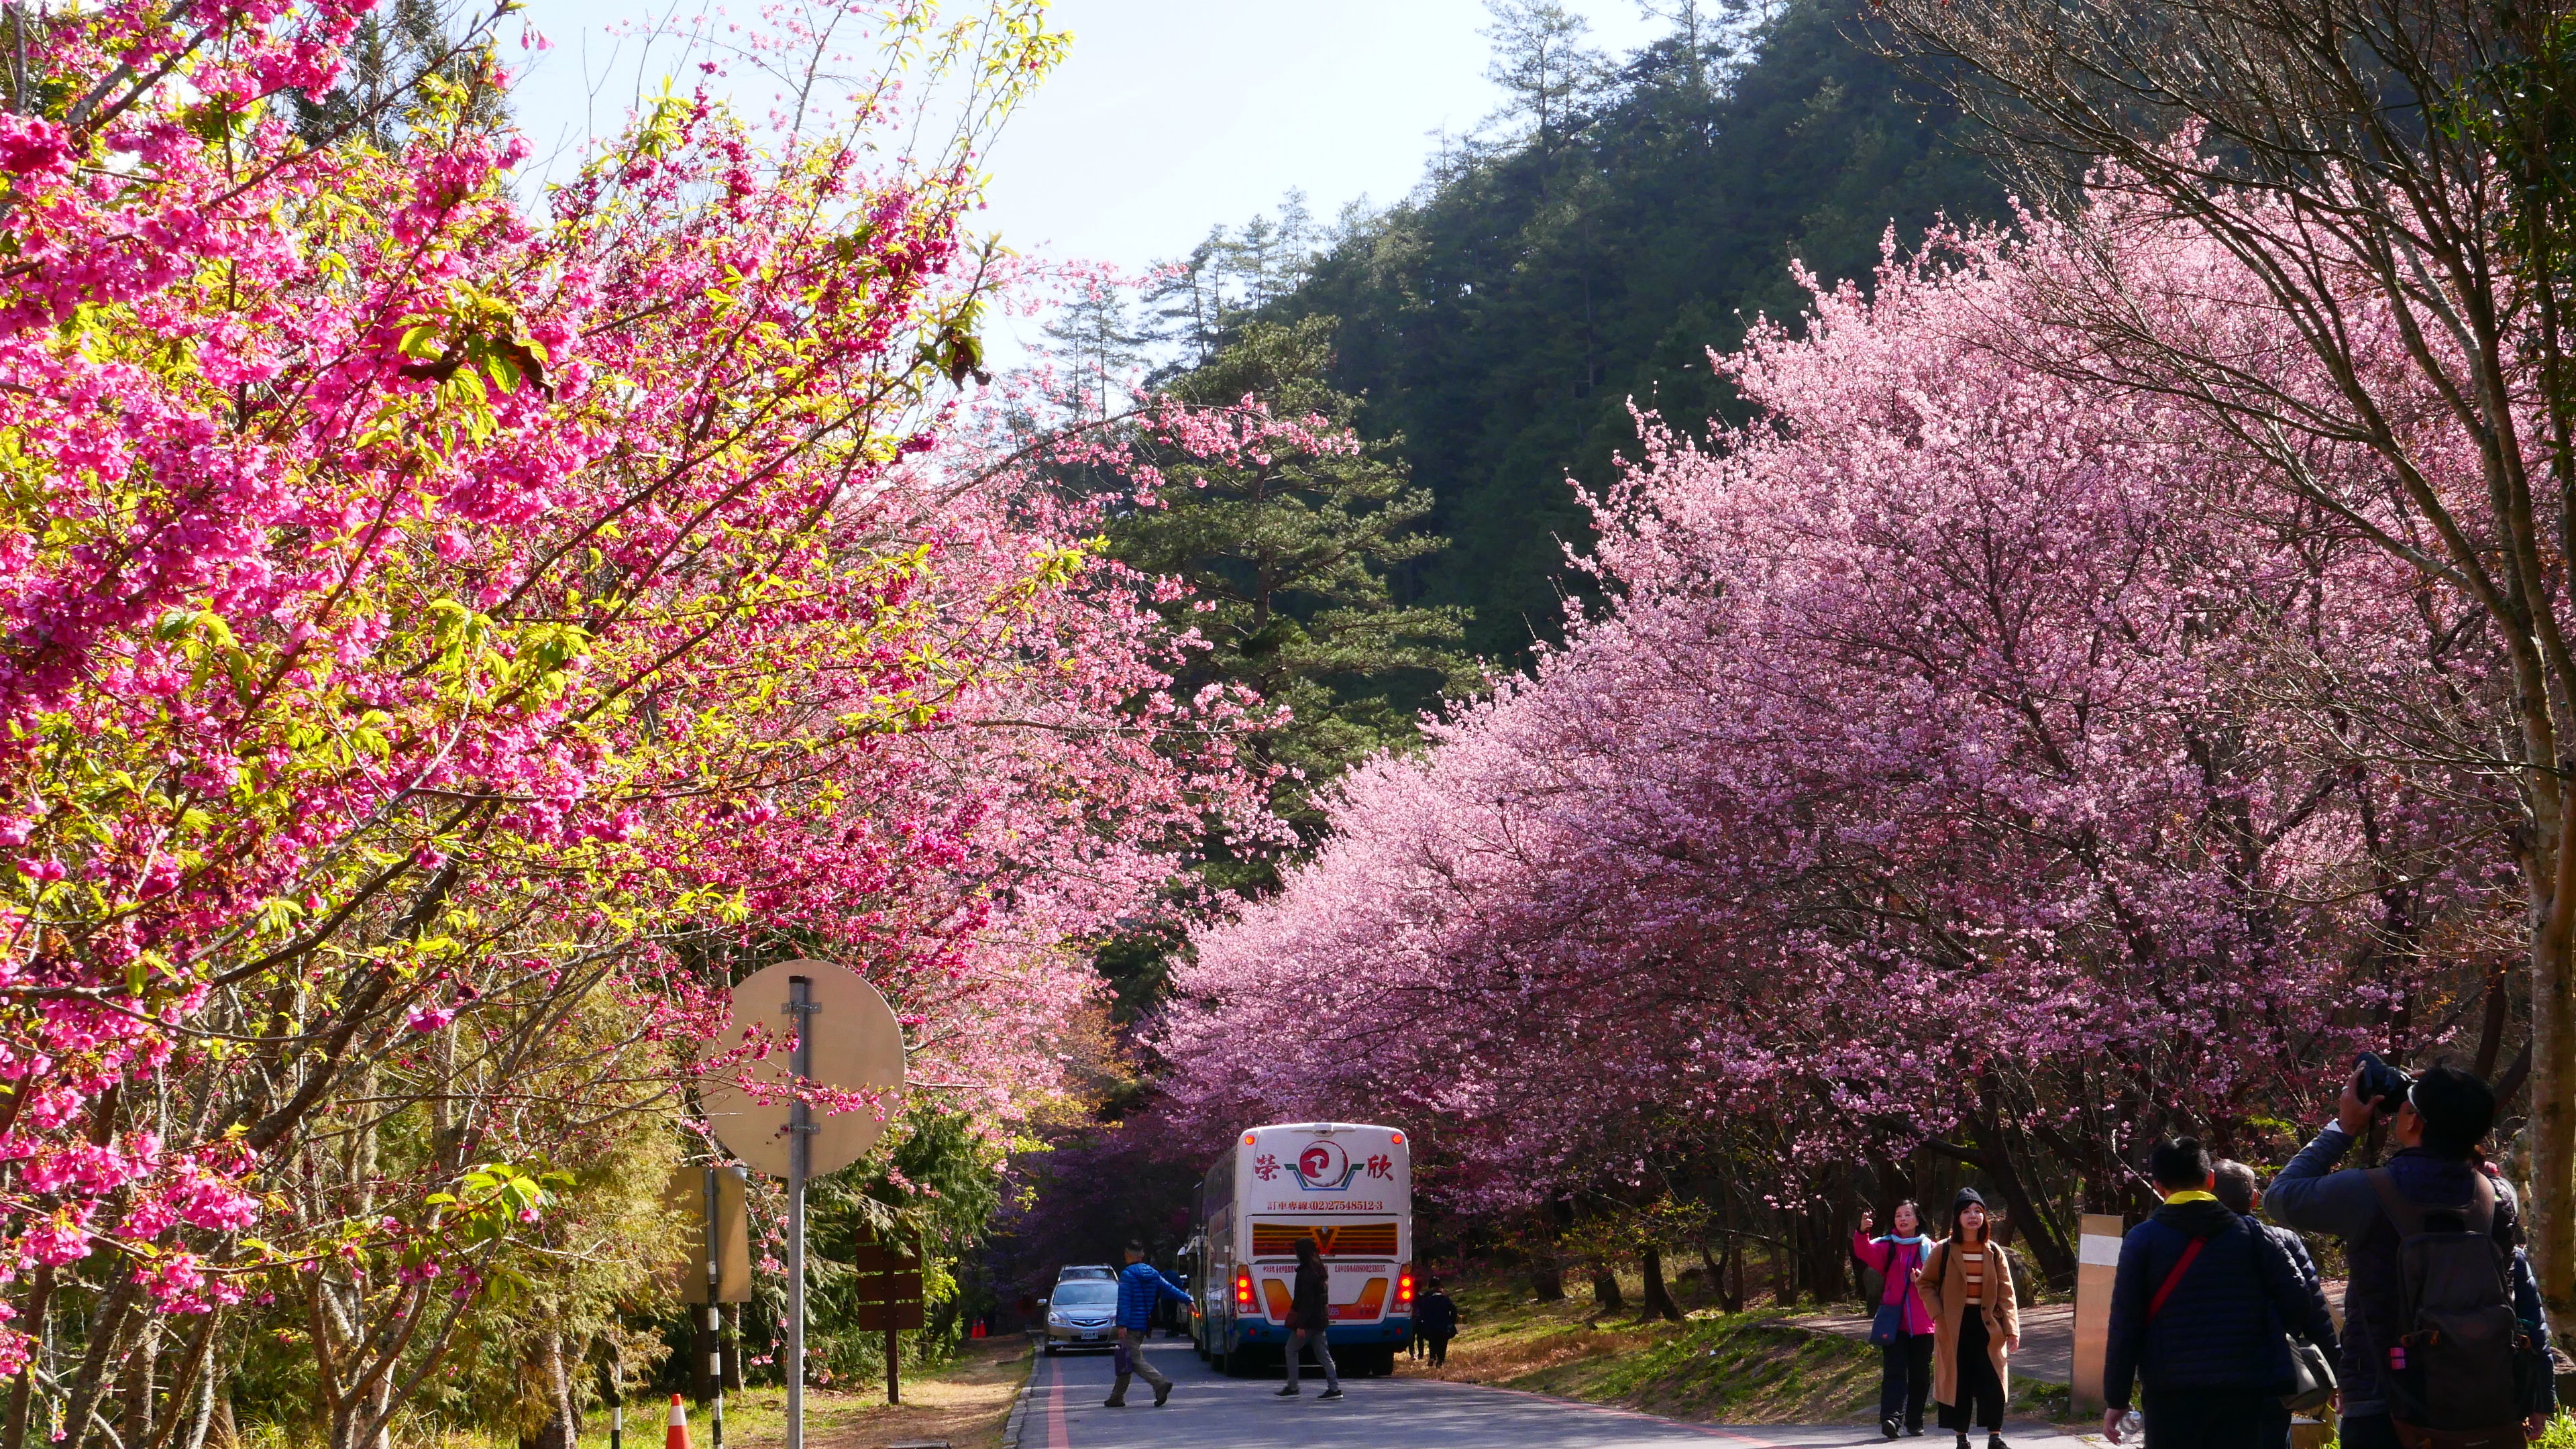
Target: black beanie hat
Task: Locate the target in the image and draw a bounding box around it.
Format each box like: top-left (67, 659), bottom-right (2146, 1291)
top-left (1951, 1187), bottom-right (1986, 1215)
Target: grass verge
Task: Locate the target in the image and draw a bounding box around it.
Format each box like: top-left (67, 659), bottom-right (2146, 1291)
top-left (568, 1336), bottom-right (1032, 1449)
top-left (1405, 1275), bottom-right (2077, 1427)
top-left (1404, 1276), bottom-right (1881, 1424)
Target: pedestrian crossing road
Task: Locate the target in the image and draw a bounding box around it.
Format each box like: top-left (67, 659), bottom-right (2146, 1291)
top-left (1008, 1336), bottom-right (2102, 1448)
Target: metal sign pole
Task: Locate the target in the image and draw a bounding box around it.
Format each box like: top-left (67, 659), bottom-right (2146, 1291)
top-left (883, 1232), bottom-right (900, 1406)
top-left (786, 975), bottom-right (817, 1449)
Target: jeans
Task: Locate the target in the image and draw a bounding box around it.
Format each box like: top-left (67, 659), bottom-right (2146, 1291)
top-left (1108, 1328), bottom-right (1169, 1401)
top-left (1287, 1324), bottom-right (1338, 1387)
top-left (2139, 1385), bottom-right (2270, 1448)
top-left (1880, 1332), bottom-right (1933, 1429)
top-left (2332, 1415), bottom-right (2403, 1449)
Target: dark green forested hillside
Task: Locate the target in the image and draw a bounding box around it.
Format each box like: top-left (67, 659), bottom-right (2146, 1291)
top-left (1057, 0), bottom-right (2007, 1015)
top-left (1224, 1), bottom-right (2006, 660)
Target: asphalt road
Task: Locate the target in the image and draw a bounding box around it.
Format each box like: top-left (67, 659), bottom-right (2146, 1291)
top-left (1011, 1336), bottom-right (2100, 1448)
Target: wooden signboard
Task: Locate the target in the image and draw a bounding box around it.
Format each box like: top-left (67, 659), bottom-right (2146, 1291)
top-left (853, 1271), bottom-right (924, 1301)
top-left (2070, 1212), bottom-right (2124, 1417)
top-left (851, 1236), bottom-right (924, 1405)
top-left (661, 1166), bottom-right (751, 1304)
top-left (853, 1302), bottom-right (926, 1332)
top-left (849, 1244), bottom-right (919, 1275)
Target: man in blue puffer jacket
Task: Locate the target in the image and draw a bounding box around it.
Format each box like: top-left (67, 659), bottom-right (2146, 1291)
top-left (1106, 1242), bottom-right (1191, 1409)
top-left (2102, 1137), bottom-right (2337, 1447)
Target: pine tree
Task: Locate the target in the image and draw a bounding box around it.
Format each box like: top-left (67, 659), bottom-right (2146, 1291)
top-left (288, 0), bottom-right (507, 150)
top-left (1089, 318), bottom-right (1478, 1013)
top-left (1481, 0), bottom-right (1605, 158)
top-left (1041, 283), bottom-right (1150, 420)
top-left (1118, 317), bottom-right (1476, 835)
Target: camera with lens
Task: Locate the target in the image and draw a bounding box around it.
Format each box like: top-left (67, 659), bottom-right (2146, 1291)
top-left (2355, 1051), bottom-right (2414, 1116)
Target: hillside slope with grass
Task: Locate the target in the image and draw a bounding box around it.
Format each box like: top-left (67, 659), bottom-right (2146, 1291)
top-left (1405, 1275), bottom-right (2076, 1427)
top-left (1409, 1278), bottom-right (1881, 1424)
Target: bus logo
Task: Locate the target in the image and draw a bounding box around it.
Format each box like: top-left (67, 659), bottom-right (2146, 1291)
top-left (1289, 1139), bottom-right (1358, 1191)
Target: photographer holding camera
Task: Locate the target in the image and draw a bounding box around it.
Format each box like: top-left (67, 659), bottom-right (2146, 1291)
top-left (2265, 1057), bottom-right (2552, 1448)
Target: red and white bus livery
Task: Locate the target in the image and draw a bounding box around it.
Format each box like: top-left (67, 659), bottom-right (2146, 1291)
top-left (1187, 1122), bottom-right (1414, 1378)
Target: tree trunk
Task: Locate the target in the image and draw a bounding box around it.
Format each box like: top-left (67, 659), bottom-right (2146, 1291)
top-left (1529, 1203), bottom-right (1569, 1301)
top-left (1529, 1259), bottom-right (1566, 1301)
top-left (521, 1331), bottom-right (581, 1449)
top-left (1970, 1097), bottom-right (2077, 1289)
top-left (2528, 864), bottom-right (2574, 1344)
top-left (180, 1353), bottom-right (216, 1449)
top-left (1725, 1237), bottom-right (1746, 1313)
top-left (1589, 1264), bottom-right (1624, 1314)
top-left (1768, 1221), bottom-right (1798, 1308)
top-left (1807, 1208), bottom-right (1849, 1302)
top-left (1638, 1248), bottom-right (1684, 1323)
top-left (117, 1332), bottom-right (154, 1449)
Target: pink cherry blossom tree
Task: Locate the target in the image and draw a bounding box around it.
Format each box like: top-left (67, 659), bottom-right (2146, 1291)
top-left (1157, 215), bottom-right (2520, 1284)
top-left (0, 0), bottom-right (1281, 1441)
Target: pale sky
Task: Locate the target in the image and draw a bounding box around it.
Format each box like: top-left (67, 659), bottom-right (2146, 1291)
top-left (507, 0), bottom-right (1669, 279)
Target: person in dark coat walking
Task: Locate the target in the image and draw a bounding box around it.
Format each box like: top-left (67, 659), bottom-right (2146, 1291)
top-left (1277, 1238), bottom-right (1342, 1399)
top-left (2102, 1138), bottom-right (2337, 1448)
top-left (1414, 1278), bottom-right (1458, 1367)
top-left (2214, 1160), bottom-right (2334, 1449)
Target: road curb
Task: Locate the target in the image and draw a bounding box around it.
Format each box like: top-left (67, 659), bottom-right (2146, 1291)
top-left (1000, 1335), bottom-right (1042, 1449)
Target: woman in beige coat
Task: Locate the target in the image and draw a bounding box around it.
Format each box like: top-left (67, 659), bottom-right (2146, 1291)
top-left (1911, 1187), bottom-right (2020, 1449)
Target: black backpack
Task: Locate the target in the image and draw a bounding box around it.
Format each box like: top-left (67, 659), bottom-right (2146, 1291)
top-left (2366, 1167), bottom-right (2529, 1448)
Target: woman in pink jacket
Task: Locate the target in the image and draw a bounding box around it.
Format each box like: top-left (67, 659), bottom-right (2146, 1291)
top-left (1853, 1202), bottom-right (1935, 1440)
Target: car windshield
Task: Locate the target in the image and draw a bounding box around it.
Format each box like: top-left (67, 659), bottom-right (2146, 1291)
top-left (1058, 1267), bottom-right (1113, 1279)
top-left (1053, 1283), bottom-right (1116, 1308)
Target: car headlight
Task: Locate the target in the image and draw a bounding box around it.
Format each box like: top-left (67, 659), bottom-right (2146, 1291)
top-left (1048, 1313), bottom-right (1067, 1326)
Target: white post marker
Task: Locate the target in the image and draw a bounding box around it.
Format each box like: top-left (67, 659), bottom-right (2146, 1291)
top-left (2071, 1212), bottom-right (2125, 1416)
top-left (697, 961), bottom-right (906, 1449)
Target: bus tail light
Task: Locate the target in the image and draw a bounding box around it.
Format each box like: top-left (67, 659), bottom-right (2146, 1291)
top-left (1395, 1263), bottom-right (1416, 1309)
top-left (1234, 1266), bottom-right (1255, 1313)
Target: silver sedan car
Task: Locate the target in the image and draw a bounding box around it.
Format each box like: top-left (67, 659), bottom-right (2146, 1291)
top-left (1042, 1278), bottom-right (1120, 1354)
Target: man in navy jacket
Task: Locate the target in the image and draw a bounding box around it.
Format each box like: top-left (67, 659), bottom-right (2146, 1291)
top-left (1106, 1242), bottom-right (1191, 1408)
top-left (2102, 1138), bottom-right (2337, 1447)
top-left (2265, 1061), bottom-right (2550, 1448)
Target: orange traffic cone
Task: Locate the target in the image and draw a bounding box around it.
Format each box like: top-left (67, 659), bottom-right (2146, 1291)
top-left (664, 1393), bottom-right (690, 1449)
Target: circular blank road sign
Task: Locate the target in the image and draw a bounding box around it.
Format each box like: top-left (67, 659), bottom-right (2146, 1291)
top-left (698, 959), bottom-right (906, 1179)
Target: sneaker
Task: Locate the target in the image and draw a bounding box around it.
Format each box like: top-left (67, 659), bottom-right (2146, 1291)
top-left (1102, 1397), bottom-right (1126, 1408)
top-left (1987, 1438), bottom-right (2008, 1449)
top-left (1154, 1383), bottom-right (1171, 1407)
top-left (1275, 1384), bottom-right (1299, 1397)
top-left (1318, 1387), bottom-right (1344, 1401)
top-left (1883, 1420), bottom-right (1901, 1441)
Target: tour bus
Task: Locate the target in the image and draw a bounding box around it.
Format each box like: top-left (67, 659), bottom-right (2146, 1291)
top-left (1189, 1121), bottom-right (1414, 1377)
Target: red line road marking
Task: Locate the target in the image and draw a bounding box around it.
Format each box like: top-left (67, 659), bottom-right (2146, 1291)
top-left (1042, 1354), bottom-right (1068, 1449)
top-left (1407, 1377), bottom-right (1774, 1442)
